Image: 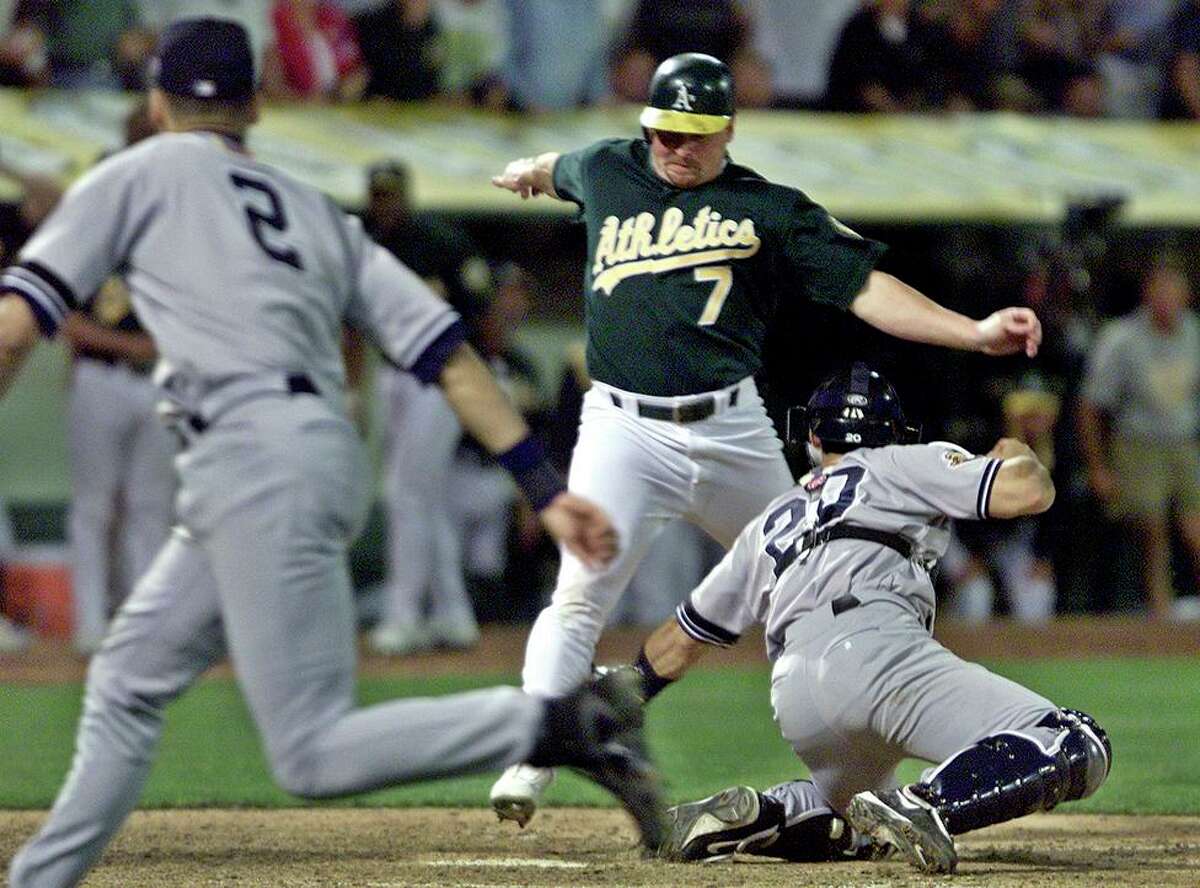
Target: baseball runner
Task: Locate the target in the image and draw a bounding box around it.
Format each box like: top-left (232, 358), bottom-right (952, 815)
top-left (488, 51), bottom-right (1044, 824)
top-left (0, 19), bottom-right (665, 888)
top-left (622, 364), bottom-right (1110, 873)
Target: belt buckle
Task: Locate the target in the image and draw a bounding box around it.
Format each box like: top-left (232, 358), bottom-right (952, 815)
top-left (676, 398), bottom-right (713, 423)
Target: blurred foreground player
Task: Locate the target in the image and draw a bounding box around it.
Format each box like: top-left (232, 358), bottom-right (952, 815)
top-left (1, 19), bottom-right (665, 887)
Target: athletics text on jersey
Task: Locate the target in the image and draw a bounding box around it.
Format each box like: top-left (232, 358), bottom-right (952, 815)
top-left (552, 138), bottom-right (886, 396)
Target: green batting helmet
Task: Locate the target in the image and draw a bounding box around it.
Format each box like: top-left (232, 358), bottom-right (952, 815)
top-left (639, 53), bottom-right (734, 135)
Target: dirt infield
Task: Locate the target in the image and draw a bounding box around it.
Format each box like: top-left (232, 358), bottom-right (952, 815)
top-left (2, 808), bottom-right (1198, 887)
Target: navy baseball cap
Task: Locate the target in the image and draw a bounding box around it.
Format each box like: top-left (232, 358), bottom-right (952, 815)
top-left (150, 17), bottom-right (255, 101)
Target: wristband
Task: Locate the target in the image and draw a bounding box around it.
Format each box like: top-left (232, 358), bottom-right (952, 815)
top-left (497, 435), bottom-right (565, 511)
top-left (633, 648), bottom-right (675, 702)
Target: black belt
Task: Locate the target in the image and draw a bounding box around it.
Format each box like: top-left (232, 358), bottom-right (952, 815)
top-left (829, 592), bottom-right (933, 633)
top-left (802, 523), bottom-right (913, 560)
top-left (187, 373), bottom-right (319, 433)
top-left (611, 387), bottom-right (739, 423)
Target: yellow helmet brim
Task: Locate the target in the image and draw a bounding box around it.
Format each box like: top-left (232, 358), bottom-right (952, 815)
top-left (639, 106), bottom-right (731, 135)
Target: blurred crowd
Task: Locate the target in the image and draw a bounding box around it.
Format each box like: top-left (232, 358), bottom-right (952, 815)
top-left (3, 0), bottom-right (1200, 118)
top-left (918, 216), bottom-right (1200, 625)
top-left (1, 2), bottom-right (1199, 659)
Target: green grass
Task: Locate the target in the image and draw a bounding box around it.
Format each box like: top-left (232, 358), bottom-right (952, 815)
top-left (1, 658), bottom-right (1196, 814)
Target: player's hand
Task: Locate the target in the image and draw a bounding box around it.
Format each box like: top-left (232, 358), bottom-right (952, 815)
top-left (491, 158), bottom-right (543, 199)
top-left (987, 437), bottom-right (1037, 461)
top-left (974, 307), bottom-right (1042, 357)
top-left (538, 492), bottom-right (619, 570)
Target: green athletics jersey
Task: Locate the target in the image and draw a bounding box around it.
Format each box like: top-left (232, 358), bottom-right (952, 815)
top-left (553, 138), bottom-right (886, 396)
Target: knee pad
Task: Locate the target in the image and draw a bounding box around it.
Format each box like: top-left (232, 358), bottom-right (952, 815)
top-left (1043, 708), bottom-right (1111, 800)
top-left (913, 708), bottom-right (1111, 835)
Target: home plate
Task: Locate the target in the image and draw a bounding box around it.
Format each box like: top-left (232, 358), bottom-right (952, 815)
top-left (425, 858), bottom-right (587, 869)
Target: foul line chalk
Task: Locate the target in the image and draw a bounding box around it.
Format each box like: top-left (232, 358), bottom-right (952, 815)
top-left (424, 858), bottom-right (587, 869)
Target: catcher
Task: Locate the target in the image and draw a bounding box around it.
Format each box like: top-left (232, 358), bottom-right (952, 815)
top-left (626, 364), bottom-right (1111, 873)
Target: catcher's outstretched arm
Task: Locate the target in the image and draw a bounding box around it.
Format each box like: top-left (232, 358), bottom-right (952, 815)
top-left (644, 616), bottom-right (711, 680)
top-left (0, 294), bottom-right (39, 399)
top-left (607, 615), bottom-right (714, 705)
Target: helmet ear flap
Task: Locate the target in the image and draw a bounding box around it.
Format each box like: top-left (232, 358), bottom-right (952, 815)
top-left (785, 405), bottom-right (809, 448)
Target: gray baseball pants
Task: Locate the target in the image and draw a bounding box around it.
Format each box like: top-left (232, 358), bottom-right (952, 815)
top-left (770, 595), bottom-right (1056, 813)
top-left (378, 370), bottom-right (474, 630)
top-left (9, 394), bottom-right (542, 888)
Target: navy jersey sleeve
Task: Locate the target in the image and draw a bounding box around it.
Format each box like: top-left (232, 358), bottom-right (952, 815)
top-left (551, 138), bottom-right (626, 207)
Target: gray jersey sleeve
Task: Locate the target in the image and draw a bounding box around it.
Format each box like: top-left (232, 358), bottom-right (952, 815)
top-left (677, 507), bottom-right (773, 647)
top-left (2, 152), bottom-right (146, 334)
top-left (340, 215), bottom-right (464, 382)
top-left (867, 443), bottom-right (1003, 521)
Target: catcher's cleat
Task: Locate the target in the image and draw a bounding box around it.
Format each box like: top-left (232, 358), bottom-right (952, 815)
top-left (659, 785), bottom-right (784, 862)
top-left (845, 787), bottom-right (958, 875)
top-left (489, 765), bottom-right (555, 828)
top-left (519, 669), bottom-right (669, 850)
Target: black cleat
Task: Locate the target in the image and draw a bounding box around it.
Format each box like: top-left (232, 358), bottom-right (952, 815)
top-left (846, 787), bottom-right (958, 874)
top-left (528, 670), bottom-right (668, 851)
top-left (659, 785), bottom-right (783, 862)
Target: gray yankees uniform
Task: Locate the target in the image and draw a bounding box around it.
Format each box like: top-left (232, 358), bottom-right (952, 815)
top-left (683, 442), bottom-right (1057, 807)
top-left (653, 366), bottom-right (1108, 871)
top-left (5, 130), bottom-right (547, 887)
top-left (666, 401), bottom-right (1109, 871)
top-left (1, 19), bottom-right (664, 887)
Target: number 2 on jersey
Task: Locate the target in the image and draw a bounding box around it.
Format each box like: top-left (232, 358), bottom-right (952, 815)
top-left (762, 467), bottom-right (866, 578)
top-left (230, 173), bottom-right (304, 270)
top-left (694, 265), bottom-right (732, 325)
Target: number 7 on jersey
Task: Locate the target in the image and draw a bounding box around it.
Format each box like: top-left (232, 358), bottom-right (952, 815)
top-left (694, 265), bottom-right (732, 326)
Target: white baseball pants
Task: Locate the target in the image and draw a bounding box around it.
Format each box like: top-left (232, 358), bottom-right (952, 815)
top-left (522, 377), bottom-right (793, 696)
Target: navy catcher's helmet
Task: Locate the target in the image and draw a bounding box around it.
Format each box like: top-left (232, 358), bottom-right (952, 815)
top-left (639, 53), bottom-right (734, 135)
top-left (787, 363), bottom-right (920, 451)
